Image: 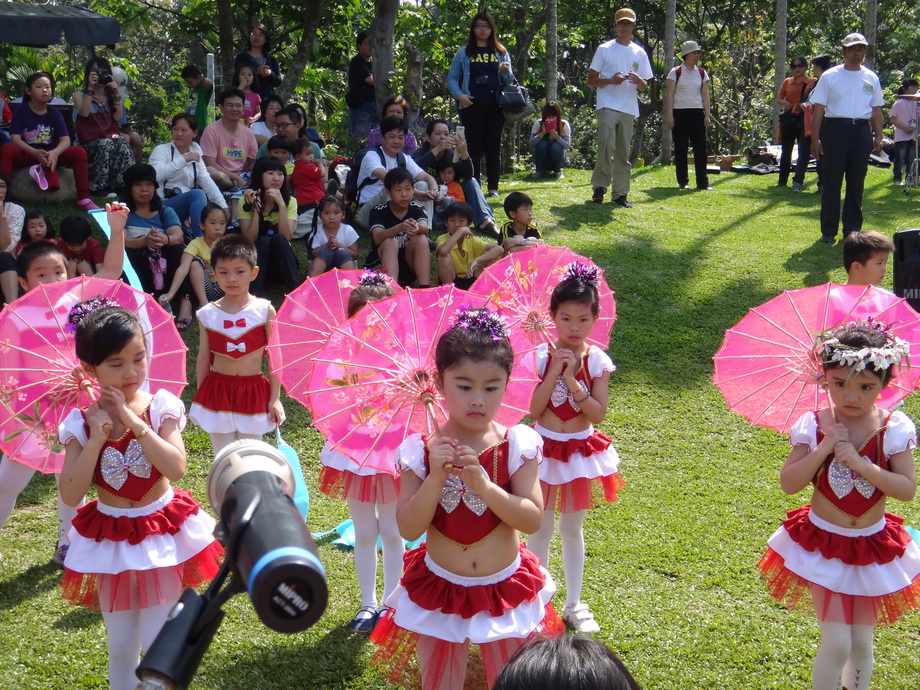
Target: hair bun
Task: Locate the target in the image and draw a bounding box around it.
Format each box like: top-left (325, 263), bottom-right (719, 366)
top-left (66, 297), bottom-right (118, 333)
top-left (358, 270), bottom-right (390, 288)
top-left (452, 307), bottom-right (508, 341)
top-left (562, 261), bottom-right (600, 287)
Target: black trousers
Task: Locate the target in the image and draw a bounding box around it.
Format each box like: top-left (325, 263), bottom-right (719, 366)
top-left (819, 119), bottom-right (871, 239)
top-left (251, 232), bottom-right (300, 296)
top-left (672, 108), bottom-right (709, 188)
top-left (778, 115), bottom-right (811, 186)
top-left (459, 101), bottom-right (506, 191)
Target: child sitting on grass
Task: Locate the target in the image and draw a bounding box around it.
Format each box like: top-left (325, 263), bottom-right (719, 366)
top-left (500, 191), bottom-right (542, 254)
top-left (160, 203), bottom-right (227, 317)
top-left (844, 230), bottom-right (893, 288)
top-left (436, 202), bottom-right (502, 290)
top-left (58, 217), bottom-right (104, 277)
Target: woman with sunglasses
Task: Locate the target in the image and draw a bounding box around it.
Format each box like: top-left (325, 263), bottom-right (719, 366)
top-left (776, 56), bottom-right (817, 192)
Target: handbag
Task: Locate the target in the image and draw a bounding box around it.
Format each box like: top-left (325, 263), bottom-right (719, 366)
top-left (496, 79), bottom-right (531, 114)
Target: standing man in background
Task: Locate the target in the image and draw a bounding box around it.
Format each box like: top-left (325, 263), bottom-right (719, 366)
top-left (810, 33), bottom-right (883, 244)
top-left (346, 31), bottom-right (377, 139)
top-left (587, 7), bottom-right (653, 208)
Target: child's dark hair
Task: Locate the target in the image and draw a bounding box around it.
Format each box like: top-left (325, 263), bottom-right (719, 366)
top-left (74, 305), bottom-right (144, 368)
top-left (435, 307), bottom-right (514, 377)
top-left (231, 62), bottom-right (261, 93)
top-left (437, 158), bottom-right (459, 176)
top-left (819, 322), bottom-right (899, 386)
top-left (180, 64), bottom-right (202, 79)
top-left (384, 166), bottom-right (414, 190)
top-left (16, 240), bottom-right (65, 278)
top-left (59, 216), bottom-right (92, 245)
top-left (200, 203), bottom-right (227, 226)
top-left (347, 276), bottom-right (397, 318)
top-left (493, 635), bottom-right (641, 690)
top-left (843, 230), bottom-right (894, 272)
top-left (550, 263), bottom-right (601, 317)
top-left (503, 191), bottom-right (532, 217)
top-left (211, 234), bottom-right (257, 268)
top-left (445, 202), bottom-right (474, 225)
top-left (23, 209), bottom-right (55, 242)
top-left (318, 196), bottom-right (345, 215)
top-left (267, 135), bottom-right (292, 153)
top-left (290, 138), bottom-right (312, 157)
top-left (24, 72), bottom-right (55, 101)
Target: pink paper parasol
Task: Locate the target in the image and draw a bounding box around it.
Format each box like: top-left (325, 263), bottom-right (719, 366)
top-left (713, 283), bottom-right (920, 434)
top-left (0, 276), bottom-right (187, 473)
top-left (267, 269), bottom-right (403, 411)
top-left (469, 245), bottom-right (616, 348)
top-left (305, 285), bottom-right (540, 474)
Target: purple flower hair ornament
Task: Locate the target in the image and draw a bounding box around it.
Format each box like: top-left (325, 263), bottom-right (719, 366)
top-left (452, 307), bottom-right (509, 341)
top-left (66, 297), bottom-right (118, 333)
top-left (562, 261), bottom-right (600, 287)
top-left (358, 270), bottom-right (390, 288)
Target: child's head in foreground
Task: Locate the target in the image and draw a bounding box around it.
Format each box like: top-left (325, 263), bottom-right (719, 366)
top-left (437, 159), bottom-right (459, 185)
top-left (843, 230), bottom-right (893, 287)
top-left (72, 300), bottom-right (144, 369)
top-left (444, 202), bottom-right (474, 231)
top-left (503, 191), bottom-right (533, 222)
top-left (816, 320), bottom-right (908, 389)
top-left (17, 240), bottom-right (67, 290)
top-left (435, 307), bottom-right (514, 379)
top-left (550, 262), bottom-right (601, 318)
top-left (210, 234), bottom-right (257, 270)
top-left (267, 135), bottom-right (292, 163)
top-left (492, 635), bottom-right (642, 690)
top-left (347, 271), bottom-right (397, 318)
top-left (290, 138), bottom-right (314, 163)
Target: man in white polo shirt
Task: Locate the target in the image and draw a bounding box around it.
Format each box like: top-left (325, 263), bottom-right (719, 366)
top-left (810, 32), bottom-right (883, 243)
top-left (587, 7), bottom-right (653, 208)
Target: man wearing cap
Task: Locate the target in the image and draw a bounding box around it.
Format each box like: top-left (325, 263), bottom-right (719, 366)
top-left (665, 40), bottom-right (712, 190)
top-left (587, 7), bottom-right (653, 207)
top-left (809, 32), bottom-right (883, 243)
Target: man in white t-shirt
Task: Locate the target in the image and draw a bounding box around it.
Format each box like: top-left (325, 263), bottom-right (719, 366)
top-left (809, 33), bottom-right (884, 243)
top-left (355, 116), bottom-right (437, 230)
top-left (587, 7), bottom-right (653, 208)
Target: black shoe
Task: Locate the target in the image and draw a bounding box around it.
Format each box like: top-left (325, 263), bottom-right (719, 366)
top-left (819, 235), bottom-right (835, 244)
top-left (612, 195), bottom-right (631, 208)
top-left (348, 606), bottom-right (379, 633)
top-left (592, 187), bottom-right (606, 203)
top-left (680, 184), bottom-right (691, 190)
top-left (697, 185), bottom-right (714, 191)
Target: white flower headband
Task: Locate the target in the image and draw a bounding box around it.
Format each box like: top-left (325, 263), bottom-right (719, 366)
top-left (814, 320), bottom-right (910, 374)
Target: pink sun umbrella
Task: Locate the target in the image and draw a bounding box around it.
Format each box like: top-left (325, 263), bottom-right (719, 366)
top-left (469, 245), bottom-right (616, 348)
top-left (0, 276), bottom-right (187, 473)
top-left (267, 269), bottom-right (403, 411)
top-left (713, 283), bottom-right (920, 434)
top-left (304, 285), bottom-right (540, 474)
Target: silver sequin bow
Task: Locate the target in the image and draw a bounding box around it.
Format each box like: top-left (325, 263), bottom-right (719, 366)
top-left (100, 439), bottom-right (152, 490)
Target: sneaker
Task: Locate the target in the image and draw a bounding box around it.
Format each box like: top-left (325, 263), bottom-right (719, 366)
top-left (819, 235), bottom-right (835, 244)
top-left (51, 542), bottom-right (68, 569)
top-left (562, 603), bottom-right (600, 634)
top-left (531, 171), bottom-right (543, 179)
top-left (76, 198), bottom-right (101, 211)
top-left (29, 164), bottom-right (49, 191)
top-left (792, 182), bottom-right (803, 193)
top-left (591, 187), bottom-right (606, 203)
top-left (348, 605), bottom-right (379, 633)
top-left (775, 181), bottom-right (787, 188)
top-left (680, 184), bottom-right (691, 190)
top-left (894, 180), bottom-right (903, 186)
top-left (612, 195), bottom-right (631, 208)
top-left (697, 185), bottom-right (714, 191)
top-left (554, 171), bottom-right (564, 179)
top-left (105, 191), bottom-right (118, 199)
top-left (487, 190), bottom-right (499, 198)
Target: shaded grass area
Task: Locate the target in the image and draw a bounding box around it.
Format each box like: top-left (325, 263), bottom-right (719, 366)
top-left (2, 165), bottom-right (920, 688)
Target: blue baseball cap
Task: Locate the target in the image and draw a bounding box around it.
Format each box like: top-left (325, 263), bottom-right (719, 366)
top-left (303, 127), bottom-right (325, 147)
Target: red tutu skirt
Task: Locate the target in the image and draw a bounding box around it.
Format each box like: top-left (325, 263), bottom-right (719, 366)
top-left (542, 474), bottom-right (625, 513)
top-left (758, 505), bottom-right (920, 625)
top-left (371, 543), bottom-right (563, 687)
top-left (61, 488), bottom-right (224, 613)
top-left (318, 466), bottom-right (399, 504)
top-left (189, 370), bottom-right (278, 434)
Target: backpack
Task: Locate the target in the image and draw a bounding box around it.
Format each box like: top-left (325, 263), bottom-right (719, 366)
top-left (675, 65), bottom-right (706, 83)
top-left (342, 146), bottom-right (407, 222)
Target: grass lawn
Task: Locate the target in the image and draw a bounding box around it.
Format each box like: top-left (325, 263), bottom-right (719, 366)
top-left (2, 163), bottom-right (919, 688)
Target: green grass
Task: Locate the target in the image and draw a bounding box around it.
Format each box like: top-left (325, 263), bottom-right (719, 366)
top-left (3, 164), bottom-right (920, 688)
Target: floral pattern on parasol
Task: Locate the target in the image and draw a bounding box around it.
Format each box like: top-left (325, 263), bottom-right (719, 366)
top-left (713, 283), bottom-right (920, 434)
top-left (305, 285), bottom-right (540, 474)
top-left (267, 269), bottom-right (403, 412)
top-left (469, 245), bottom-right (616, 348)
top-left (0, 276), bottom-right (186, 473)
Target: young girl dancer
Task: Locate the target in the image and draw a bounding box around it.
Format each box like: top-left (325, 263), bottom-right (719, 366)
top-left (318, 272), bottom-right (400, 632)
top-left (527, 263), bottom-right (621, 634)
top-left (58, 302), bottom-right (223, 690)
top-left (372, 308), bottom-right (562, 690)
top-left (759, 321), bottom-right (920, 690)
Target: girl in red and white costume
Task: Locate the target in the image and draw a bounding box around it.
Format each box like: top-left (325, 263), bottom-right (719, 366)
top-left (58, 302), bottom-right (223, 690)
top-left (189, 235), bottom-right (284, 453)
top-left (527, 263), bottom-right (621, 634)
top-left (759, 321), bottom-right (920, 690)
top-left (317, 273), bottom-right (404, 633)
top-left (371, 308), bottom-right (562, 689)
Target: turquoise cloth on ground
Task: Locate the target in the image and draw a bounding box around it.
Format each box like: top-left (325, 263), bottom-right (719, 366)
top-left (276, 428), bottom-right (309, 521)
top-left (311, 518), bottom-right (424, 550)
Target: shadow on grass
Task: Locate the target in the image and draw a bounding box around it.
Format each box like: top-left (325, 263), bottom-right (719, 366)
top-left (52, 606), bottom-right (101, 631)
top-left (0, 560), bottom-right (62, 609)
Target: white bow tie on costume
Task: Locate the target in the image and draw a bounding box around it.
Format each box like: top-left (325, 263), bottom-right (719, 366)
top-left (828, 458), bottom-right (876, 500)
top-left (100, 439), bottom-right (153, 490)
top-left (227, 342), bottom-right (247, 354)
top-left (439, 473), bottom-right (488, 516)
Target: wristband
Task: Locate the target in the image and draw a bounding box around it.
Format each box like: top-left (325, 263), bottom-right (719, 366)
top-left (573, 391), bottom-right (590, 403)
top-left (135, 425), bottom-right (150, 439)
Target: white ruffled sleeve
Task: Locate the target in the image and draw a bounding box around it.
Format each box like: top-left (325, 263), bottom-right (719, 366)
top-left (788, 411), bottom-right (818, 449)
top-left (507, 425), bottom-right (543, 477)
top-left (58, 408), bottom-right (88, 447)
top-left (588, 347), bottom-right (616, 378)
top-left (397, 433), bottom-right (426, 478)
top-left (535, 343), bottom-right (549, 377)
top-left (150, 390), bottom-right (187, 433)
top-left (884, 411), bottom-right (918, 457)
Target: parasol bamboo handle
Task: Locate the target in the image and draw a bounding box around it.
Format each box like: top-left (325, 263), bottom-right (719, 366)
top-left (77, 373), bottom-right (112, 435)
top-left (421, 394), bottom-right (452, 473)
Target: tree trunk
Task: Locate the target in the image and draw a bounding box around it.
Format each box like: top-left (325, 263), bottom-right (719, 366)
top-left (661, 0), bottom-right (676, 165)
top-left (545, 0), bottom-right (558, 103)
top-left (371, 0), bottom-right (398, 111)
top-left (278, 0), bottom-right (330, 101)
top-left (864, 0), bottom-right (877, 69)
top-left (772, 0), bottom-right (788, 143)
top-left (405, 41), bottom-right (424, 122)
top-left (215, 0), bottom-right (234, 90)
